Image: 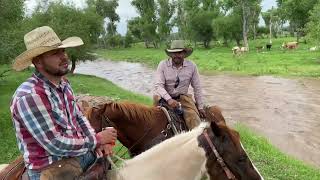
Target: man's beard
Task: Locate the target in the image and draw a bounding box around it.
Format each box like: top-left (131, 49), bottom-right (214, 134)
top-left (44, 65), bottom-right (69, 77)
top-left (172, 57), bottom-right (184, 65)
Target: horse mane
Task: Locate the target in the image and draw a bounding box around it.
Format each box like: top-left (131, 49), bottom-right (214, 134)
top-left (105, 101), bottom-right (161, 126)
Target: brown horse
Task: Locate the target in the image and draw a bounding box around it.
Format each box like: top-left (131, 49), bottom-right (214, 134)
top-left (86, 101), bottom-right (187, 156)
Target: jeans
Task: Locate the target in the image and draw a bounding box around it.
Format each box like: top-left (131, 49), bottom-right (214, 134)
top-left (77, 151), bottom-right (97, 171)
top-left (27, 169), bottom-right (41, 180)
top-left (27, 151), bottom-right (96, 180)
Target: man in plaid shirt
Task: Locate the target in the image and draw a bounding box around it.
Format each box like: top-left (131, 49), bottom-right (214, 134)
top-left (10, 26), bottom-right (117, 179)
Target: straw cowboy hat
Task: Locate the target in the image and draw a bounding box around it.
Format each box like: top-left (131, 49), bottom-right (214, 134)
top-left (13, 26), bottom-right (84, 71)
top-left (165, 40), bottom-right (193, 58)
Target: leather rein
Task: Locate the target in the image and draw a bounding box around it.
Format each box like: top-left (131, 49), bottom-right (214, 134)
top-left (203, 129), bottom-right (237, 180)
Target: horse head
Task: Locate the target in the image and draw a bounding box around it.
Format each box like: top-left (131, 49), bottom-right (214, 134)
top-left (199, 106), bottom-right (264, 180)
top-left (86, 101), bottom-right (168, 156)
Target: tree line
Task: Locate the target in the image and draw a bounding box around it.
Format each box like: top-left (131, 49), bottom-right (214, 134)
top-left (1, 0), bottom-right (320, 68)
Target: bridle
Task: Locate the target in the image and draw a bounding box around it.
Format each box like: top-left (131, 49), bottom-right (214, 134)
top-left (203, 129), bottom-right (237, 180)
top-left (99, 112), bottom-right (152, 157)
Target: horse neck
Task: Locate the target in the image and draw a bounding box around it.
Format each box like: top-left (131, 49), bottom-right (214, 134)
top-left (106, 103), bottom-right (167, 149)
top-left (116, 124), bottom-right (209, 180)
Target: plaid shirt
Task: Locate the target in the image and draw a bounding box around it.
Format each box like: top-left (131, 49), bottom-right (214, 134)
top-left (10, 71), bottom-right (97, 170)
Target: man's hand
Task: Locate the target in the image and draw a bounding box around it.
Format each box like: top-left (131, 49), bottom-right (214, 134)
top-left (198, 109), bottom-right (206, 118)
top-left (96, 127), bottom-right (117, 145)
top-left (95, 143), bottom-right (114, 157)
top-left (167, 99), bottom-right (179, 108)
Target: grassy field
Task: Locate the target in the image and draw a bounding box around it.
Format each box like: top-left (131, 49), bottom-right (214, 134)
top-left (0, 65), bottom-right (320, 179)
top-left (95, 37), bottom-right (320, 77)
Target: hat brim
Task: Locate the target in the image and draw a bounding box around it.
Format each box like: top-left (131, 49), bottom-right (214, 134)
top-left (13, 37), bottom-right (84, 71)
top-left (165, 48), bottom-right (193, 58)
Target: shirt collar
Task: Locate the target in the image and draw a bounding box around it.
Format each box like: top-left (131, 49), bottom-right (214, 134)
top-left (34, 70), bottom-right (68, 90)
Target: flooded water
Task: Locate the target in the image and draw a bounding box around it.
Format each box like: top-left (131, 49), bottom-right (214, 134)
top-left (75, 59), bottom-right (320, 168)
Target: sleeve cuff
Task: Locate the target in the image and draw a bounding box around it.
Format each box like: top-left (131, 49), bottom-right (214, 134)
top-left (163, 94), bottom-right (172, 101)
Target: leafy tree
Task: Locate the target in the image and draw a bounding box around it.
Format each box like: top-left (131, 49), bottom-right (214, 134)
top-left (213, 13), bottom-right (242, 46)
top-left (189, 11), bottom-right (214, 48)
top-left (262, 8), bottom-right (282, 43)
top-left (127, 17), bottom-right (143, 41)
top-left (157, 0), bottom-right (175, 44)
top-left (306, 2), bottom-right (320, 44)
top-left (0, 0), bottom-right (25, 64)
top-left (124, 32), bottom-right (134, 48)
top-left (96, 0), bottom-right (120, 48)
top-left (278, 0), bottom-right (318, 41)
top-left (222, 0), bottom-right (261, 49)
top-left (174, 0), bottom-right (188, 40)
top-left (250, 1), bottom-right (262, 40)
top-left (131, 0), bottom-right (158, 48)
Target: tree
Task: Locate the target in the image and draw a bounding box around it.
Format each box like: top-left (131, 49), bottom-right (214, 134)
top-left (174, 0), bottom-right (188, 40)
top-left (262, 8), bottom-right (282, 43)
top-left (0, 0), bottom-right (25, 64)
top-left (222, 0), bottom-right (261, 49)
top-left (190, 11), bottom-right (214, 48)
top-left (131, 0), bottom-right (158, 48)
top-left (306, 2), bottom-right (320, 44)
top-left (278, 0), bottom-right (318, 42)
top-left (157, 0), bottom-right (175, 44)
top-left (213, 13), bottom-right (242, 46)
top-left (127, 17), bottom-right (143, 41)
top-left (250, 1), bottom-right (262, 40)
top-left (94, 0), bottom-right (120, 48)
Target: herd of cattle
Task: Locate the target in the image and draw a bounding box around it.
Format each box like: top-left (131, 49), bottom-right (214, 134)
top-left (232, 41), bottom-right (318, 56)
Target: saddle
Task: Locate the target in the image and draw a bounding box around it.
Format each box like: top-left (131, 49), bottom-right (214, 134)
top-left (0, 156), bottom-right (109, 180)
top-left (141, 98), bottom-right (188, 151)
top-left (158, 98), bottom-right (188, 134)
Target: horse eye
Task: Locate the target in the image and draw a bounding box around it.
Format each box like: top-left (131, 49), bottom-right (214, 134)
top-left (238, 155), bottom-right (248, 163)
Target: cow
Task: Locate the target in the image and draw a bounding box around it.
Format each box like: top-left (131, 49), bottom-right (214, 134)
top-left (282, 42), bottom-right (298, 49)
top-left (232, 46), bottom-right (249, 56)
top-left (309, 46), bottom-right (318, 51)
top-left (266, 43), bottom-right (272, 51)
top-left (256, 46), bottom-right (264, 52)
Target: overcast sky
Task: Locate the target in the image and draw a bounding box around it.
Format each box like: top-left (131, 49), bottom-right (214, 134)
top-left (24, 0), bottom-right (277, 35)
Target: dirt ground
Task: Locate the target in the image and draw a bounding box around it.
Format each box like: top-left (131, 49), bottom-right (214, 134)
top-left (76, 60), bottom-right (320, 168)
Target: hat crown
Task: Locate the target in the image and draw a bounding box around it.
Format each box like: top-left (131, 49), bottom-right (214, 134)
top-left (170, 40), bottom-right (185, 49)
top-left (24, 26), bottom-right (62, 50)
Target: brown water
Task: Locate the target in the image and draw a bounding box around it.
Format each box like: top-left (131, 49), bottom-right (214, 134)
top-left (75, 59), bottom-right (320, 168)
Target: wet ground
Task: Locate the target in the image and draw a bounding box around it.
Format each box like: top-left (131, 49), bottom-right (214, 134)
top-left (75, 59), bottom-right (320, 168)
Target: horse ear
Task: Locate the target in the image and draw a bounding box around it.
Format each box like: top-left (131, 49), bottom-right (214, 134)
top-left (205, 105), bottom-right (226, 125)
top-left (210, 121), bottom-right (222, 137)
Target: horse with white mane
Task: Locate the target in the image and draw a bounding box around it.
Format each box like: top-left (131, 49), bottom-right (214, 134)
top-left (108, 108), bottom-right (264, 180)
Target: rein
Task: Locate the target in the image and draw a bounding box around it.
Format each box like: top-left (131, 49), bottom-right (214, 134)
top-left (100, 114), bottom-right (152, 158)
top-left (203, 130), bottom-right (237, 180)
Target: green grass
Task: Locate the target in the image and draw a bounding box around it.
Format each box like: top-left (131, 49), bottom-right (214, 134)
top-left (236, 124), bottom-right (320, 179)
top-left (95, 37), bottom-right (320, 77)
top-left (0, 64), bottom-right (319, 179)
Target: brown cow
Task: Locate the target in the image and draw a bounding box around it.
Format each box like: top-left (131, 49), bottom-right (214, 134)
top-left (282, 41), bottom-right (298, 49)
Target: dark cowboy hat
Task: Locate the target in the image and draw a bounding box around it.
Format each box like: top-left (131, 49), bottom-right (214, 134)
top-left (165, 40), bottom-right (193, 58)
